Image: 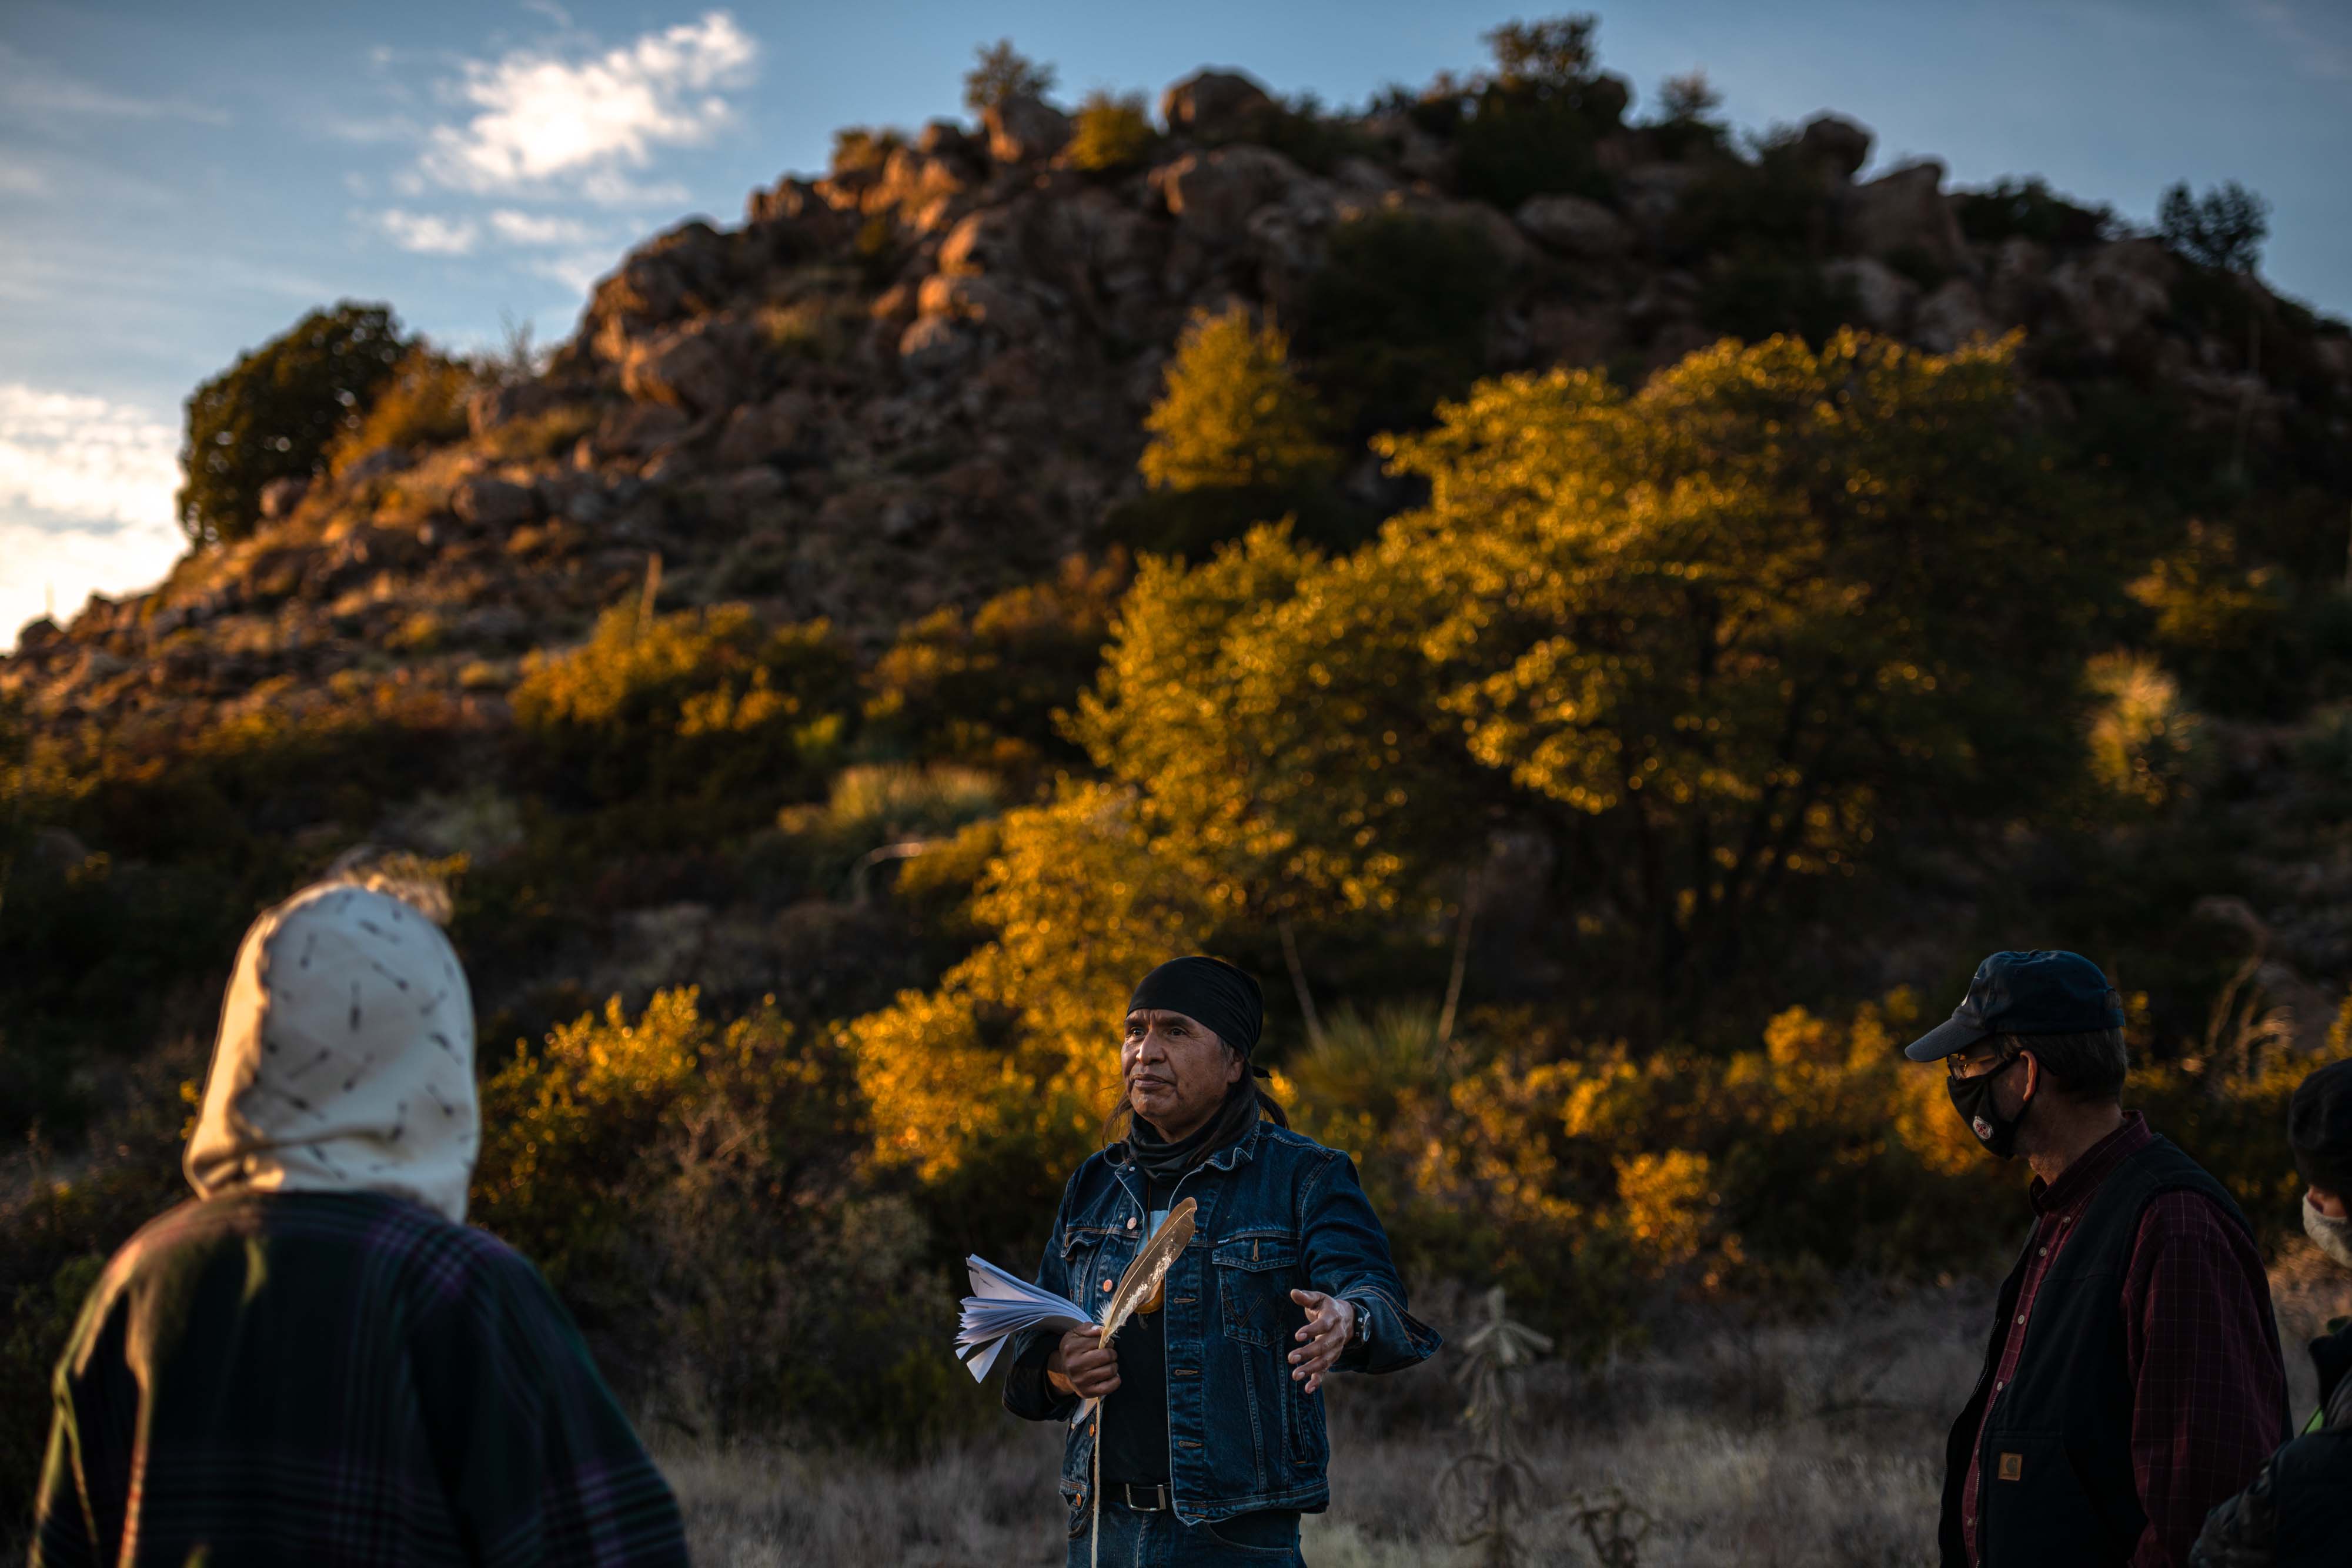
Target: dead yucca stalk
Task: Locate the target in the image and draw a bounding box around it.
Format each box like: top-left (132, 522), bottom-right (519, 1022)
top-left (1440, 1285), bottom-right (1553, 1568)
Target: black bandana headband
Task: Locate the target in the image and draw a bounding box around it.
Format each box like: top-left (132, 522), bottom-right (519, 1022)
top-left (1127, 955), bottom-right (1268, 1076)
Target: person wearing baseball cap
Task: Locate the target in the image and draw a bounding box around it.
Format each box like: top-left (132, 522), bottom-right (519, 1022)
top-left (2191, 1057), bottom-right (2352, 1567)
top-left (1906, 950), bottom-right (2286, 1568)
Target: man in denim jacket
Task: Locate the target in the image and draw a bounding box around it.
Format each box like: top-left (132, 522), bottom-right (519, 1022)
top-left (1004, 956), bottom-right (1441, 1564)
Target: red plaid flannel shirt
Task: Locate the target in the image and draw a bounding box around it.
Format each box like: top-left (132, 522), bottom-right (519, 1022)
top-left (1961, 1112), bottom-right (2284, 1568)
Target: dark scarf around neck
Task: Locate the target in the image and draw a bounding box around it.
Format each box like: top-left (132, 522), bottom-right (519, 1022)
top-left (1125, 1081), bottom-right (1265, 1183)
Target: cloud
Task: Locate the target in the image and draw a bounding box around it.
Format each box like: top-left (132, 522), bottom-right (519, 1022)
top-left (376, 209), bottom-right (481, 255)
top-left (0, 42), bottom-right (229, 125)
top-left (529, 250), bottom-right (612, 295)
top-left (419, 11), bottom-right (756, 203)
top-left (2240, 0), bottom-right (2352, 79)
top-left (0, 382), bottom-right (182, 647)
top-left (488, 209), bottom-right (597, 246)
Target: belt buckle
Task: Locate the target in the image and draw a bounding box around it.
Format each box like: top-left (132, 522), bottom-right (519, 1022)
top-left (1122, 1483), bottom-right (1168, 1512)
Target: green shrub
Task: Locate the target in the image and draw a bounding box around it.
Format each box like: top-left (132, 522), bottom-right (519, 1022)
top-left (178, 302), bottom-right (408, 547)
top-left (963, 39), bottom-right (1054, 115)
top-left (475, 989), bottom-right (965, 1443)
top-left (1299, 212), bottom-right (1505, 436)
top-left (1449, 15), bottom-right (1626, 209)
top-left (512, 603), bottom-right (857, 820)
top-left (1068, 90), bottom-right (1153, 172)
top-left (2159, 179), bottom-right (2269, 272)
top-left (863, 554), bottom-right (1127, 772)
top-left (1642, 69), bottom-right (1728, 161)
top-left (1697, 246), bottom-right (1859, 345)
top-left (777, 763), bottom-right (1006, 895)
top-left (1953, 177), bottom-right (2115, 248)
top-left (326, 345), bottom-right (477, 475)
top-left (2129, 524), bottom-right (2299, 714)
top-left (829, 126), bottom-right (905, 175)
top-left (1666, 131), bottom-right (1835, 266)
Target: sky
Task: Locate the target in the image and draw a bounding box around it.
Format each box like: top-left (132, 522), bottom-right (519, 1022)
top-left (2, 0), bottom-right (2347, 650)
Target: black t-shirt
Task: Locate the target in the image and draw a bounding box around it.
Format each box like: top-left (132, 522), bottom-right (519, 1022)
top-left (1099, 1175), bottom-right (1171, 1486)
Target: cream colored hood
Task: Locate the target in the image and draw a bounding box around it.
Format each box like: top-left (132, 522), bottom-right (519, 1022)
top-left (185, 881), bottom-right (478, 1222)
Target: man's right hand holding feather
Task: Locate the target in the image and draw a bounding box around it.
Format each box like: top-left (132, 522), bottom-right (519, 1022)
top-left (1045, 1326), bottom-right (1120, 1399)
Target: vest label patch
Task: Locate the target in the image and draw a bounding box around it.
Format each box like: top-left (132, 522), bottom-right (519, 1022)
top-left (1998, 1452), bottom-right (2024, 1482)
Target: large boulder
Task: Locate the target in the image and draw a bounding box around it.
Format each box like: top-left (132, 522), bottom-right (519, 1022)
top-left (1619, 162), bottom-right (1706, 234)
top-left (1515, 193), bottom-right (1634, 258)
top-left (2046, 239), bottom-right (2177, 356)
top-left (747, 176), bottom-right (819, 224)
top-left (938, 204), bottom-right (1033, 278)
top-left (1150, 146), bottom-right (1304, 248)
top-left (1797, 115), bottom-right (1873, 181)
top-left (917, 274), bottom-right (1045, 339)
top-left (1845, 161), bottom-right (1970, 275)
top-left (1912, 279), bottom-right (1999, 353)
top-left (715, 392), bottom-right (817, 469)
top-left (984, 93), bottom-right (1071, 164)
top-left (1824, 257), bottom-right (1919, 334)
top-left (898, 315), bottom-right (977, 375)
top-left (451, 475), bottom-right (539, 530)
top-left (1160, 69), bottom-right (1277, 142)
top-left (621, 324), bottom-right (740, 416)
top-left (582, 220), bottom-right (734, 363)
top-left (594, 401), bottom-right (691, 460)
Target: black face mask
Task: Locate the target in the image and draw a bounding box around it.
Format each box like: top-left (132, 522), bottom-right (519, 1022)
top-left (1948, 1052), bottom-right (2032, 1160)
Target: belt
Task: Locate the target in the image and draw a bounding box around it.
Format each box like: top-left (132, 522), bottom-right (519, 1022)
top-left (1106, 1482), bottom-right (1171, 1512)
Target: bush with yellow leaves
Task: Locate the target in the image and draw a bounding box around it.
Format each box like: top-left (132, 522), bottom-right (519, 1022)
top-left (512, 601), bottom-right (856, 825)
top-left (475, 988), bottom-right (966, 1444)
top-left (325, 345), bottom-right (478, 476)
top-left (1068, 90), bottom-right (1154, 173)
top-left (1140, 306), bottom-right (1337, 496)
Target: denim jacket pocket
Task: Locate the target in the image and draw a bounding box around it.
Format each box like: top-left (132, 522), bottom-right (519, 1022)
top-left (1063, 1226), bottom-right (1125, 1319)
top-left (1212, 1232), bottom-right (1299, 1348)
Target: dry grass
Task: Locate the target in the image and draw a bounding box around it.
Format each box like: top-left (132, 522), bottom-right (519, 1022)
top-left (662, 1260), bottom-right (2351, 1567)
top-left (659, 1282), bottom-right (1991, 1567)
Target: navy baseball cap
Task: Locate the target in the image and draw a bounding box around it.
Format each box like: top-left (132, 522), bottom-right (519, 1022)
top-left (1902, 950), bottom-right (2126, 1062)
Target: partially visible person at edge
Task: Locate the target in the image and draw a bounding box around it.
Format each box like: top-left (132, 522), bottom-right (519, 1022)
top-left (31, 875), bottom-right (691, 1568)
top-left (1002, 956), bottom-right (1440, 1566)
top-left (1906, 949), bottom-right (2286, 1568)
top-left (2191, 1057), bottom-right (2352, 1567)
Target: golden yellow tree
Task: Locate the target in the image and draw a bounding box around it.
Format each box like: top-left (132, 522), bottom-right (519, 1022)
top-left (1139, 306), bottom-right (1337, 494)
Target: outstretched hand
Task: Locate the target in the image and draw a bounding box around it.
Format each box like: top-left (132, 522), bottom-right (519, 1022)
top-left (1288, 1289), bottom-right (1355, 1393)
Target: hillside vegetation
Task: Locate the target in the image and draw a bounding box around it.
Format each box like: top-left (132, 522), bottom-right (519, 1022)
top-left (5, 18), bottom-right (2351, 1541)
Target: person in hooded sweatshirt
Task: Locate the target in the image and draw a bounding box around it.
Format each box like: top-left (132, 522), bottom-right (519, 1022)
top-left (2191, 1057), bottom-right (2352, 1568)
top-left (28, 876), bottom-right (691, 1568)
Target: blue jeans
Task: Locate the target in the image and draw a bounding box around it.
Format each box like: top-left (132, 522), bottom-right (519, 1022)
top-left (1065, 1502), bottom-right (1305, 1566)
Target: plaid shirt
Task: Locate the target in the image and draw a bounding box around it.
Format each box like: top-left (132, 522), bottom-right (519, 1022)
top-left (1962, 1113), bottom-right (2284, 1568)
top-left (32, 1191), bottom-right (689, 1568)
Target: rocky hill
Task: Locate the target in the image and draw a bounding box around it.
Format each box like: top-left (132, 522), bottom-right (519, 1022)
top-left (11, 66), bottom-right (2347, 720)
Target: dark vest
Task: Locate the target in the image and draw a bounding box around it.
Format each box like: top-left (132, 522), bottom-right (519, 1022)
top-left (1938, 1134), bottom-right (2259, 1567)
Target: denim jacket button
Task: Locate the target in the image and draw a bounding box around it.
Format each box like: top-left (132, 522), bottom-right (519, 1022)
top-left (1102, 1279), bottom-right (1115, 1292)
